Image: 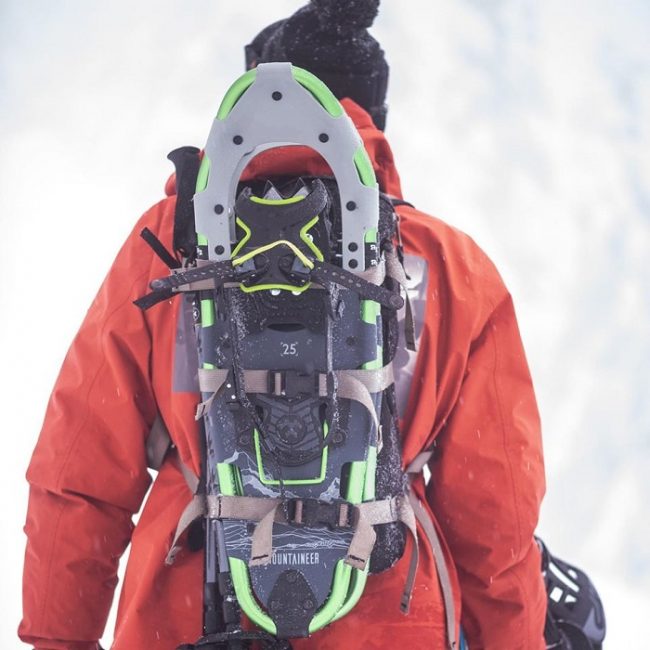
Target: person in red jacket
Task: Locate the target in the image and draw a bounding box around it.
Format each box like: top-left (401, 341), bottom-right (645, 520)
top-left (20, 2), bottom-right (547, 649)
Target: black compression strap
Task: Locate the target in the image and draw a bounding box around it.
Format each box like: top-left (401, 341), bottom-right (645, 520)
top-left (150, 260), bottom-right (237, 291)
top-left (133, 287), bottom-right (175, 311)
top-left (310, 261), bottom-right (404, 310)
top-left (134, 260), bottom-right (238, 311)
top-left (140, 227), bottom-right (181, 269)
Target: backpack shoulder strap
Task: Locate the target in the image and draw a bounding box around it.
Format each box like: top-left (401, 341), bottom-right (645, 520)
top-left (406, 448), bottom-right (457, 650)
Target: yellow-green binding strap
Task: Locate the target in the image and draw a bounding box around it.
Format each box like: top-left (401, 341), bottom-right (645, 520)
top-left (250, 195), bottom-right (305, 206)
top-left (300, 216), bottom-right (324, 262)
top-left (232, 240), bottom-right (314, 270)
top-left (253, 426), bottom-right (329, 486)
top-left (231, 218), bottom-right (252, 259)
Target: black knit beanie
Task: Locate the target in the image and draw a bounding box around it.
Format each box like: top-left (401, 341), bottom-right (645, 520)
top-left (245, 0), bottom-right (389, 130)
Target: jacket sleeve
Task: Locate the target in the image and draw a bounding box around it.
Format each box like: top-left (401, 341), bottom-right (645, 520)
top-left (19, 203), bottom-right (168, 650)
top-left (425, 288), bottom-right (547, 649)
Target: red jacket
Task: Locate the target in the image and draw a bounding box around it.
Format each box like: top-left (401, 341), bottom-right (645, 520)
top-left (20, 101), bottom-right (546, 650)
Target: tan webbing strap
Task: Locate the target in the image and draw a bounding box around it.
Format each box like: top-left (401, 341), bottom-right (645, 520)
top-left (169, 492), bottom-right (351, 569)
top-left (345, 498), bottom-right (397, 568)
top-left (198, 364), bottom-right (394, 433)
top-left (318, 373), bottom-right (328, 396)
top-left (198, 367), bottom-right (230, 392)
top-left (165, 494), bottom-right (207, 565)
top-left (178, 458), bottom-right (200, 496)
top-left (385, 249), bottom-right (407, 284)
top-left (249, 502), bottom-right (283, 566)
top-left (407, 492), bottom-right (457, 650)
top-left (242, 369), bottom-right (275, 394)
top-left (207, 494), bottom-right (284, 568)
top-left (146, 414), bottom-right (173, 471)
top-left (178, 278), bottom-right (220, 292)
top-left (385, 249), bottom-right (417, 351)
top-left (359, 259), bottom-right (386, 286)
top-left (206, 494), bottom-right (282, 520)
top-left (199, 368), bottom-right (315, 398)
top-left (335, 372), bottom-right (380, 430)
top-left (338, 364), bottom-right (395, 393)
top-left (196, 368), bottom-right (230, 419)
top-left (405, 450), bottom-right (435, 475)
top-left (398, 496), bottom-right (421, 614)
top-left (334, 363), bottom-right (394, 430)
top-left (345, 495), bottom-right (419, 613)
top-left (406, 449), bottom-right (455, 647)
top-left (164, 453), bottom-right (202, 565)
top-left (168, 259), bottom-right (226, 294)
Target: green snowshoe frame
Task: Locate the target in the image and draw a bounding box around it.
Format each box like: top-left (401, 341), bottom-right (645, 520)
top-left (193, 62), bottom-right (387, 638)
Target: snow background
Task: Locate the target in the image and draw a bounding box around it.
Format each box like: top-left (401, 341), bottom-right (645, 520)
top-left (1, 0), bottom-right (648, 647)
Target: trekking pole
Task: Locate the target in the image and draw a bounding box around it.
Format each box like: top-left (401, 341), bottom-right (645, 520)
top-left (199, 396), bottom-right (245, 649)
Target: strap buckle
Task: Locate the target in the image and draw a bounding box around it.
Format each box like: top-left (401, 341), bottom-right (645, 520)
top-left (285, 498), bottom-right (354, 530)
top-left (271, 370), bottom-right (319, 398)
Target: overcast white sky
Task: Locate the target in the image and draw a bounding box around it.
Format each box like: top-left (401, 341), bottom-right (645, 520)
top-left (1, 1), bottom-right (649, 647)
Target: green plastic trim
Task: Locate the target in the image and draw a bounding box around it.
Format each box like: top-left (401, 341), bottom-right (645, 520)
top-left (240, 282), bottom-right (312, 294)
top-left (196, 156), bottom-right (211, 193)
top-left (253, 426), bottom-right (328, 485)
top-left (308, 561), bottom-right (353, 632)
top-left (353, 146), bottom-right (377, 188)
top-left (201, 298), bottom-right (215, 328)
top-left (216, 462), bottom-right (236, 493)
top-left (231, 217), bottom-right (251, 259)
top-left (330, 304), bottom-right (381, 621)
top-left (333, 449), bottom-right (377, 618)
top-left (361, 300), bottom-right (380, 325)
top-left (230, 557), bottom-right (278, 634)
top-left (308, 459), bottom-right (367, 632)
top-left (250, 195), bottom-right (305, 206)
top-left (299, 215), bottom-right (324, 262)
top-left (331, 566), bottom-right (369, 623)
top-left (292, 66), bottom-right (343, 118)
top-left (364, 228), bottom-right (378, 245)
top-left (216, 68), bottom-right (257, 120)
top-left (346, 460), bottom-right (367, 505)
top-left (195, 164), bottom-right (209, 252)
top-left (360, 344), bottom-right (382, 371)
top-left (232, 239), bottom-right (314, 270)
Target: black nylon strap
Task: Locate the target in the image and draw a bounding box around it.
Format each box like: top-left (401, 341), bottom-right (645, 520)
top-left (134, 260), bottom-right (238, 311)
top-left (140, 227), bottom-right (181, 269)
top-left (133, 287), bottom-right (175, 310)
top-left (150, 260), bottom-right (238, 291)
top-left (310, 261), bottom-right (404, 310)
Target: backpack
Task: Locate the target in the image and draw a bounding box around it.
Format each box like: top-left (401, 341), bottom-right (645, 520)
top-left (135, 62), bottom-right (607, 650)
top-left (136, 63), bottom-right (457, 650)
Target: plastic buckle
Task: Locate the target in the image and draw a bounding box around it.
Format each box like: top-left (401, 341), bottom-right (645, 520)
top-left (285, 498), bottom-right (353, 530)
top-left (272, 370), bottom-right (318, 398)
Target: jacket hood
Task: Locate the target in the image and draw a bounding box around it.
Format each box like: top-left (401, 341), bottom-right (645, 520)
top-left (164, 98), bottom-right (403, 199)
